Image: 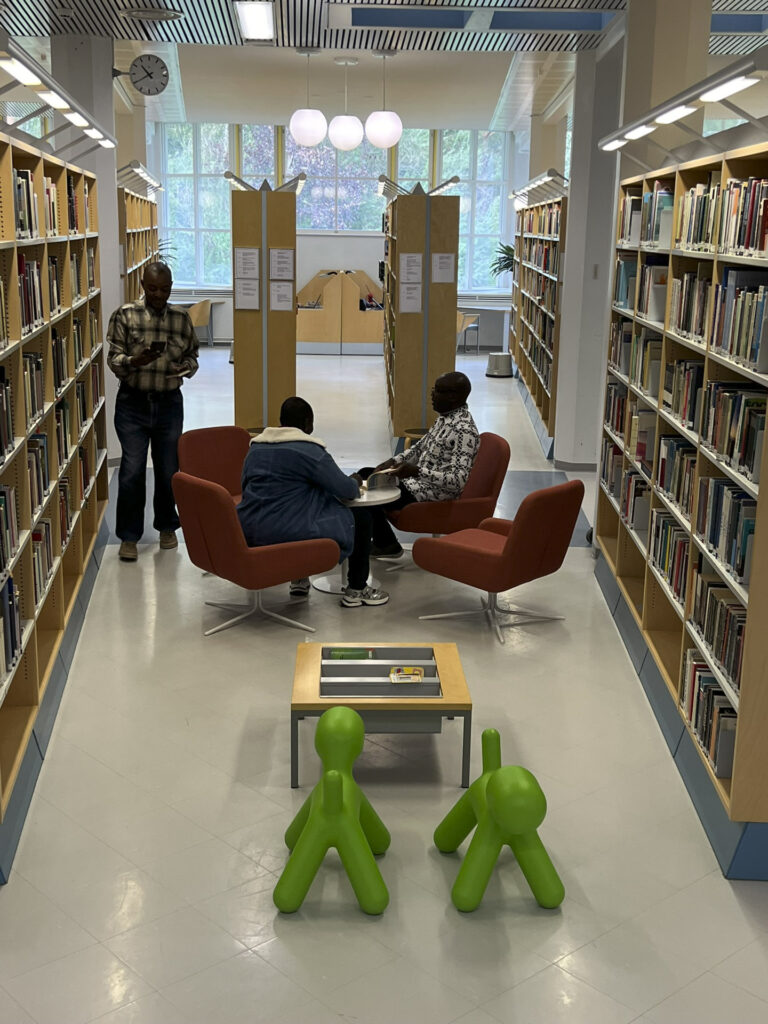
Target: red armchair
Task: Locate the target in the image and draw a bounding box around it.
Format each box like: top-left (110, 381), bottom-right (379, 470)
top-left (177, 426), bottom-right (251, 501)
top-left (172, 471), bottom-right (339, 635)
top-left (412, 480), bottom-right (585, 644)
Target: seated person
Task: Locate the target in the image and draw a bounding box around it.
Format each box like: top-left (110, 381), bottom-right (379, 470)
top-left (237, 397), bottom-right (389, 608)
top-left (366, 371), bottom-right (480, 558)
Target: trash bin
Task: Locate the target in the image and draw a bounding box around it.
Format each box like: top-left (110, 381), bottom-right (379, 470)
top-left (485, 351), bottom-right (514, 378)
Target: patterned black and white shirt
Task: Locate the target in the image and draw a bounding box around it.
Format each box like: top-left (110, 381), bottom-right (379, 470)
top-left (106, 298), bottom-right (199, 393)
top-left (394, 404), bottom-right (480, 501)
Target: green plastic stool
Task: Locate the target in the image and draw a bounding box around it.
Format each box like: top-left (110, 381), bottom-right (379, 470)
top-left (434, 728), bottom-right (564, 912)
top-left (273, 706), bottom-right (391, 915)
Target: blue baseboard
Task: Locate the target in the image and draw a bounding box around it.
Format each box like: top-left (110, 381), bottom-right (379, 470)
top-left (515, 378), bottom-right (554, 459)
top-left (0, 729), bottom-right (43, 884)
top-left (594, 550), bottom-right (768, 880)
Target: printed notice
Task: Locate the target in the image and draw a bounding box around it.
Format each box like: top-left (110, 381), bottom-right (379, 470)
top-left (270, 280), bottom-right (294, 311)
top-left (399, 252), bottom-right (422, 283)
top-left (270, 248), bottom-right (294, 280)
top-left (234, 247), bottom-right (260, 280)
top-left (432, 253), bottom-right (455, 284)
top-left (234, 278), bottom-right (260, 310)
top-left (399, 282), bottom-right (422, 314)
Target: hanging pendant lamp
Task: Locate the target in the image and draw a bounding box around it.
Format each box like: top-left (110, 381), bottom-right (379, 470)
top-left (365, 51), bottom-right (402, 149)
top-left (328, 58), bottom-right (364, 151)
top-left (289, 50), bottom-right (327, 147)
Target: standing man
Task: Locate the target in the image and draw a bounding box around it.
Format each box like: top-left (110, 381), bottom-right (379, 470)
top-left (107, 262), bottom-right (199, 562)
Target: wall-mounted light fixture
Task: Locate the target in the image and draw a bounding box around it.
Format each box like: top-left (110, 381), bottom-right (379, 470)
top-left (509, 169), bottom-right (569, 207)
top-left (117, 160), bottom-right (163, 196)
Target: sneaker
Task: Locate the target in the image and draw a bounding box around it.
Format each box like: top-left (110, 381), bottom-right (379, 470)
top-left (370, 542), bottom-right (404, 560)
top-left (159, 530), bottom-right (178, 550)
top-left (289, 577), bottom-right (311, 598)
top-left (119, 541), bottom-right (138, 562)
top-left (341, 586), bottom-right (390, 608)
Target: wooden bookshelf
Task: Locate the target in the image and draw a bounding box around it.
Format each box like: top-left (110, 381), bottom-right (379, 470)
top-left (117, 187), bottom-right (158, 302)
top-left (596, 145), bottom-right (768, 860)
top-left (231, 187), bottom-right (296, 431)
top-left (383, 192), bottom-right (459, 437)
top-left (0, 132), bottom-right (108, 823)
top-left (510, 196), bottom-right (567, 447)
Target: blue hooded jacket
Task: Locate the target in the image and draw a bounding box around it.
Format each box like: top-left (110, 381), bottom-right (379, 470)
top-left (236, 427), bottom-right (359, 561)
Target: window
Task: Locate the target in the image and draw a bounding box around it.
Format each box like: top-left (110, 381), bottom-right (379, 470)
top-left (2, 102), bottom-right (48, 139)
top-left (439, 129), bottom-right (508, 292)
top-left (241, 124), bottom-right (276, 188)
top-left (396, 128), bottom-right (431, 191)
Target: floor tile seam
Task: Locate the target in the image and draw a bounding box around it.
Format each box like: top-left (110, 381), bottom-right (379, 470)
top-left (546, 958), bottom-right (656, 1017)
top-left (136, 835), bottom-right (278, 897)
top-left (0, 983), bottom-right (38, 1024)
top-left (709, 957), bottom-right (768, 1005)
top-left (103, 930), bottom-right (248, 994)
top-left (0, 926), bottom-right (107, 988)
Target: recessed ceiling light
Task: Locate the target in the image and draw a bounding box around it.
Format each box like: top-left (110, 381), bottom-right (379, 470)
top-left (120, 7), bottom-right (185, 22)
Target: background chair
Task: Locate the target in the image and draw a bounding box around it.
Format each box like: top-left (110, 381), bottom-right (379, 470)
top-left (412, 479), bottom-right (585, 643)
top-left (386, 432), bottom-right (510, 547)
top-left (456, 311), bottom-right (480, 353)
top-left (178, 425), bottom-right (251, 502)
top-left (186, 299), bottom-right (213, 346)
top-left (173, 471), bottom-right (339, 634)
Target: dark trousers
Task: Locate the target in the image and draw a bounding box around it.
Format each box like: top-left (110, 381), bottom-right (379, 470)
top-left (346, 474), bottom-right (417, 590)
top-left (114, 385), bottom-right (184, 542)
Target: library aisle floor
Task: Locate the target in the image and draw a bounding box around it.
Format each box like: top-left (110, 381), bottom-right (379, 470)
top-left (2, 354), bottom-right (768, 1024)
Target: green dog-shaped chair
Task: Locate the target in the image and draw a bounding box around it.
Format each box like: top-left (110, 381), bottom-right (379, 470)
top-left (434, 728), bottom-right (564, 912)
top-left (273, 706), bottom-right (391, 915)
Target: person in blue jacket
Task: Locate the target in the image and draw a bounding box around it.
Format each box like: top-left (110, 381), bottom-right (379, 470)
top-left (237, 397), bottom-right (389, 607)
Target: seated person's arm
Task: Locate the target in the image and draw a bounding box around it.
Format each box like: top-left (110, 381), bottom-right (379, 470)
top-left (411, 423), bottom-right (480, 492)
top-left (311, 451), bottom-right (361, 501)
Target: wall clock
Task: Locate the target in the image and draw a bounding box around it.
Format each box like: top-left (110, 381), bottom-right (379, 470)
top-left (128, 54), bottom-right (169, 97)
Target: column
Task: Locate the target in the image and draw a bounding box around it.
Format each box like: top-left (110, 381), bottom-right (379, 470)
top-left (529, 114), bottom-right (564, 178)
top-left (51, 36), bottom-right (122, 458)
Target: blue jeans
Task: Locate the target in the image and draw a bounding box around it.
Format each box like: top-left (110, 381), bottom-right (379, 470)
top-left (114, 384), bottom-right (184, 542)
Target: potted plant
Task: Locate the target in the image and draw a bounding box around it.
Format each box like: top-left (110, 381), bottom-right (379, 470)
top-left (490, 243), bottom-right (516, 279)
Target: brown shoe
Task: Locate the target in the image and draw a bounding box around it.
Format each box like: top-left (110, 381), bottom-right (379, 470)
top-left (159, 530), bottom-right (178, 550)
top-left (119, 541), bottom-right (138, 562)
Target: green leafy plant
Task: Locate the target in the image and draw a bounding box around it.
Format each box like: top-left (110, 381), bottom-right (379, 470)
top-left (155, 237), bottom-right (177, 267)
top-left (490, 242), bottom-right (517, 279)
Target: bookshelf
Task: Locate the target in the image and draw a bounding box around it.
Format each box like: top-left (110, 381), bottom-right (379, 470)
top-left (231, 187), bottom-right (296, 431)
top-left (117, 187), bottom-right (158, 302)
top-left (595, 144), bottom-right (768, 876)
top-left (509, 196), bottom-right (567, 457)
top-left (383, 193), bottom-right (459, 437)
top-left (0, 133), bottom-right (108, 855)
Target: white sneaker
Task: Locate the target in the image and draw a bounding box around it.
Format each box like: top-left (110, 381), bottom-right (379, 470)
top-left (340, 586), bottom-right (389, 607)
top-left (289, 577), bottom-right (311, 597)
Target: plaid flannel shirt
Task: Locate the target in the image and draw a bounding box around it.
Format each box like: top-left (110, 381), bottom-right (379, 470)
top-left (106, 298), bottom-right (199, 393)
top-left (394, 404), bottom-right (480, 502)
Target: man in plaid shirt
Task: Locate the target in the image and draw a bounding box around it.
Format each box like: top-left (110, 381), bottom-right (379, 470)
top-left (107, 263), bottom-right (199, 562)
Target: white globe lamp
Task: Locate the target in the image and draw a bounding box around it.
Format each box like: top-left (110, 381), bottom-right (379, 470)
top-left (328, 114), bottom-right (364, 151)
top-left (289, 108), bottom-right (327, 147)
top-left (365, 110), bottom-right (403, 149)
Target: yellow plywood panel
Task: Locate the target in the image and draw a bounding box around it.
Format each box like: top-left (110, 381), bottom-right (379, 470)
top-left (297, 273), bottom-right (342, 344)
top-left (341, 272), bottom-right (383, 345)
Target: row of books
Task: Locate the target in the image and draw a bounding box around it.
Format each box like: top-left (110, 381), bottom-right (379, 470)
top-left (73, 317), bottom-right (85, 369)
top-left (70, 252), bottom-right (81, 300)
top-left (650, 508), bottom-right (688, 606)
top-left (43, 176), bottom-right (59, 237)
top-left (31, 519), bottom-right (54, 606)
top-left (18, 255), bottom-right (44, 335)
top-left (675, 173), bottom-right (720, 251)
top-left (637, 263), bottom-right (668, 323)
top-left (0, 484), bottom-right (19, 577)
top-left (78, 445), bottom-right (90, 499)
top-left (520, 301), bottom-right (555, 353)
top-left (600, 438), bottom-right (623, 498)
top-left (605, 381), bottom-right (627, 438)
top-left (91, 361), bottom-right (101, 405)
top-left (718, 176), bottom-right (768, 254)
top-left (0, 367), bottom-right (13, 463)
top-left (60, 478), bottom-right (73, 543)
top-left (691, 553), bottom-right (746, 689)
top-left (0, 277), bottom-right (6, 350)
top-left (617, 193), bottom-right (641, 246)
top-left (13, 168), bottom-right (39, 240)
top-left (52, 327), bottom-right (69, 395)
top-left (521, 203), bottom-right (562, 237)
top-left (700, 381), bottom-right (765, 484)
top-left (83, 180), bottom-right (90, 233)
top-left (22, 352), bottom-right (44, 427)
top-left (86, 248), bottom-right (96, 292)
top-left (74, 380), bottom-right (88, 435)
top-left (657, 436), bottom-right (697, 521)
top-left (55, 401), bottom-right (71, 467)
top-left (67, 174), bottom-right (79, 234)
top-left (609, 319), bottom-right (631, 375)
top-left (621, 469), bottom-right (651, 538)
top-left (629, 328), bottom-right (662, 396)
top-left (640, 182), bottom-right (674, 248)
top-left (708, 268), bottom-right (768, 372)
top-left (695, 477), bottom-right (756, 586)
top-left (681, 648), bottom-right (736, 779)
top-left (523, 335), bottom-right (553, 391)
top-left (669, 273), bottom-right (711, 342)
top-left (522, 238), bottom-right (559, 276)
top-left (28, 432), bottom-right (50, 513)
top-left (627, 401), bottom-right (655, 471)
top-left (614, 256), bottom-right (637, 309)
top-left (0, 576), bottom-right (22, 678)
top-left (662, 358), bottom-right (704, 430)
top-left (521, 268), bottom-right (557, 313)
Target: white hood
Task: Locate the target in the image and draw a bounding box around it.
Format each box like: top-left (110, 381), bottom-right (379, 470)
top-left (250, 426), bottom-right (326, 448)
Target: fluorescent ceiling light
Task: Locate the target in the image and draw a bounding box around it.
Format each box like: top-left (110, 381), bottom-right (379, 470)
top-left (0, 57), bottom-right (41, 86)
top-left (37, 88), bottom-right (68, 110)
top-left (655, 104), bottom-right (697, 125)
top-left (625, 124), bottom-right (656, 140)
top-left (700, 76), bottom-right (759, 103)
top-left (234, 1), bottom-right (275, 40)
top-left (602, 138), bottom-right (627, 151)
top-left (63, 110), bottom-right (89, 128)
top-left (99, 138), bottom-right (115, 148)
top-left (83, 127), bottom-right (103, 139)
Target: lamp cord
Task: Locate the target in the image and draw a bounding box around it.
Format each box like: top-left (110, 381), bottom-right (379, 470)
top-left (344, 64), bottom-right (348, 115)
top-left (382, 55), bottom-right (387, 111)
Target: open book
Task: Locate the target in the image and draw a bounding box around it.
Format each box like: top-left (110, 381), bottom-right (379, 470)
top-left (364, 466), bottom-right (399, 491)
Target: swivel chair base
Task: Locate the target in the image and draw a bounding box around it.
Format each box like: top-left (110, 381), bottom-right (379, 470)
top-left (205, 589), bottom-right (315, 636)
top-left (419, 592), bottom-right (564, 645)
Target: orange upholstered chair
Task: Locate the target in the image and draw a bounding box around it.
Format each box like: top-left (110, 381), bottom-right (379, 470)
top-left (385, 432), bottom-right (510, 551)
top-left (177, 426), bottom-right (251, 501)
top-left (412, 479), bottom-right (585, 644)
top-left (173, 471), bottom-right (339, 635)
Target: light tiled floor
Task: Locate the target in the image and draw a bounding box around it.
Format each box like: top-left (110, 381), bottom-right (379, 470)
top-left (1, 352), bottom-right (767, 1023)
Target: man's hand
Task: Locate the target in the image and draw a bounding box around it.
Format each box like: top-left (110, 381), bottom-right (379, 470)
top-left (349, 472), bottom-right (363, 487)
top-left (392, 462), bottom-right (419, 479)
top-left (373, 457), bottom-right (396, 472)
top-left (130, 348), bottom-right (161, 368)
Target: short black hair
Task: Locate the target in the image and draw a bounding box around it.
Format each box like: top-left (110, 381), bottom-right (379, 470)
top-left (436, 371), bottom-right (471, 402)
top-left (280, 396), bottom-right (313, 429)
top-left (143, 261), bottom-right (173, 282)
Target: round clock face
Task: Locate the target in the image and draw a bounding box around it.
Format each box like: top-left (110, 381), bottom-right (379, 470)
top-left (129, 54), bottom-right (169, 97)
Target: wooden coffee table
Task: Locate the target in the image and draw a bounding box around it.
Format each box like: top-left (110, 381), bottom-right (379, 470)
top-left (290, 641), bottom-right (472, 788)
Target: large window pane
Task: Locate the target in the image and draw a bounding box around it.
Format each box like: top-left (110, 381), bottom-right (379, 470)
top-left (297, 180), bottom-right (336, 230)
top-left (167, 176), bottom-right (194, 229)
top-left (337, 139), bottom-right (387, 179)
top-left (165, 229), bottom-right (195, 285)
top-left (470, 236), bottom-right (497, 290)
top-left (202, 231), bottom-right (232, 285)
top-left (457, 235), bottom-right (469, 292)
top-left (286, 135), bottom-right (336, 178)
top-left (474, 184), bottom-right (502, 236)
top-left (166, 123), bottom-right (192, 174)
top-left (476, 131), bottom-right (505, 181)
top-left (337, 179), bottom-right (385, 231)
top-left (397, 129), bottom-right (430, 183)
top-left (199, 123), bottom-right (229, 174)
top-left (454, 182), bottom-right (472, 236)
top-left (441, 129), bottom-right (472, 181)
top-left (198, 177), bottom-right (231, 230)
top-left (242, 124), bottom-right (275, 178)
